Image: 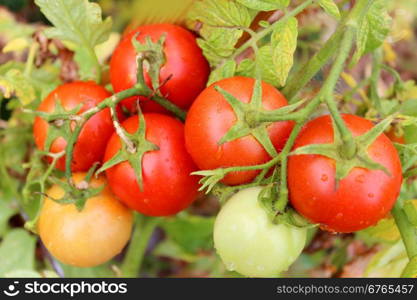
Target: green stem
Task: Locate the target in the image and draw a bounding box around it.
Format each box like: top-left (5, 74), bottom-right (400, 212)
top-left (24, 43), bottom-right (39, 77)
top-left (283, 0), bottom-right (374, 101)
top-left (275, 27), bottom-right (357, 211)
top-left (218, 0), bottom-right (314, 68)
top-left (121, 215), bottom-right (160, 278)
top-left (370, 49), bottom-right (383, 114)
top-left (274, 97), bottom-right (322, 211)
top-left (323, 28), bottom-right (356, 159)
top-left (64, 87), bottom-right (143, 180)
top-left (392, 202), bottom-right (417, 260)
top-left (152, 95), bottom-right (186, 121)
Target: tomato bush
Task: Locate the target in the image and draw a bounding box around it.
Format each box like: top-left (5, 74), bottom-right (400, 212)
top-left (1, 0), bottom-right (417, 279)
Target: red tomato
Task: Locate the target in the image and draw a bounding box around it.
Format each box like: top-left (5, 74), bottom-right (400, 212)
top-left (184, 76), bottom-right (294, 186)
top-left (110, 24), bottom-right (209, 114)
top-left (33, 81), bottom-right (114, 171)
top-left (288, 114), bottom-right (403, 233)
top-left (104, 113), bottom-right (200, 216)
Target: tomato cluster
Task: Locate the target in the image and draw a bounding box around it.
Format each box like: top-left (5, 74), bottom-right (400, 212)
top-left (32, 22), bottom-right (403, 276)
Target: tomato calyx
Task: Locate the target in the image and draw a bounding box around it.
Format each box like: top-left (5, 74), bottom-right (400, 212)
top-left (32, 99), bottom-right (83, 151)
top-left (215, 79), bottom-right (296, 157)
top-left (97, 110), bottom-right (159, 191)
top-left (131, 33), bottom-right (167, 98)
top-left (291, 116), bottom-right (394, 185)
top-left (47, 165), bottom-right (104, 211)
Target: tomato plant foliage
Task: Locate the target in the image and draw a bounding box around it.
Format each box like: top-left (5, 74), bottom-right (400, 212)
top-left (0, 0), bottom-right (417, 278)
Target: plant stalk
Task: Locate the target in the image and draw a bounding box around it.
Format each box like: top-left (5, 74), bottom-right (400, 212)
top-left (121, 215), bottom-right (160, 278)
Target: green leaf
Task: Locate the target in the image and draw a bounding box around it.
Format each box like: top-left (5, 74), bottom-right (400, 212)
top-left (404, 200), bottom-right (417, 227)
top-left (236, 58), bottom-right (256, 78)
top-left (0, 69), bottom-right (37, 105)
top-left (0, 200), bottom-right (16, 237)
top-left (235, 0), bottom-right (289, 11)
top-left (0, 229), bottom-right (37, 277)
top-left (208, 60), bottom-right (237, 86)
top-left (188, 0), bottom-right (253, 27)
top-left (271, 17), bottom-right (298, 86)
top-left (365, 241), bottom-right (408, 277)
top-left (161, 214), bottom-right (215, 254)
top-left (357, 218), bottom-right (400, 244)
top-left (4, 270), bottom-right (42, 278)
top-left (352, 0), bottom-right (391, 65)
top-left (153, 239), bottom-right (198, 263)
top-left (187, 0), bottom-right (255, 66)
top-left (61, 263), bottom-right (115, 278)
top-left (256, 45), bottom-right (280, 85)
top-left (35, 0), bottom-right (112, 80)
top-left (318, 0), bottom-right (341, 20)
top-left (401, 256), bottom-right (417, 278)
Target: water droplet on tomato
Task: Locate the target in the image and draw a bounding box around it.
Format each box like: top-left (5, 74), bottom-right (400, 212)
top-left (355, 175), bottom-right (365, 183)
top-left (225, 262), bottom-right (236, 271)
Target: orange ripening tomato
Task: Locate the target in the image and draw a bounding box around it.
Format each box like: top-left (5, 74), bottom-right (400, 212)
top-left (38, 173), bottom-right (133, 268)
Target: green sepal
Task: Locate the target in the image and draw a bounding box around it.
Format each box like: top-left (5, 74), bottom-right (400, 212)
top-left (132, 33), bottom-right (167, 96)
top-left (192, 168), bottom-right (227, 194)
top-left (214, 80), bottom-right (278, 157)
top-left (33, 99), bottom-right (83, 152)
top-left (290, 116), bottom-right (393, 185)
top-left (96, 108), bottom-right (159, 191)
top-left (46, 164), bottom-right (105, 211)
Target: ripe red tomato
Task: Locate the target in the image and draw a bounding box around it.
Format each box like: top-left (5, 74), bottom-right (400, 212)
top-left (104, 113), bottom-right (200, 216)
top-left (184, 76), bottom-right (294, 186)
top-left (288, 114), bottom-right (403, 233)
top-left (110, 23), bottom-right (209, 114)
top-left (33, 81), bottom-right (114, 171)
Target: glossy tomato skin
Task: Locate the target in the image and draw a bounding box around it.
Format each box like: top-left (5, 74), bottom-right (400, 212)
top-left (33, 81), bottom-right (114, 171)
top-left (214, 187), bottom-right (307, 277)
top-left (38, 173), bottom-right (133, 268)
top-left (104, 113), bottom-right (200, 216)
top-left (185, 76), bottom-right (294, 186)
top-left (110, 23), bottom-right (210, 113)
top-left (288, 114), bottom-right (403, 233)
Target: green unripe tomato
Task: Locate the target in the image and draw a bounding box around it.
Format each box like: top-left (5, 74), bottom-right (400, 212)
top-left (213, 187), bottom-right (307, 277)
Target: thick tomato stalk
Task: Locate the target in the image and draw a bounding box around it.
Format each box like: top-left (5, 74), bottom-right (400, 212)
top-left (104, 113), bottom-right (200, 217)
top-left (110, 23), bottom-right (209, 114)
top-left (288, 114), bottom-right (403, 233)
top-left (38, 173), bottom-right (133, 268)
top-left (33, 81), bottom-right (115, 172)
top-left (185, 76), bottom-right (294, 186)
top-left (214, 187), bottom-right (307, 277)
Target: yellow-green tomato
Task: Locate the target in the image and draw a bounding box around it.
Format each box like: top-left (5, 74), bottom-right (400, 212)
top-left (214, 187), bottom-right (307, 277)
